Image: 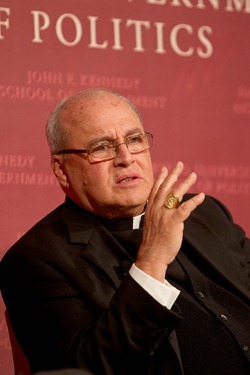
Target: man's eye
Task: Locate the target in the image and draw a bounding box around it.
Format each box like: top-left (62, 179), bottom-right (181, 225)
top-left (91, 143), bottom-right (110, 153)
top-left (128, 135), bottom-right (143, 143)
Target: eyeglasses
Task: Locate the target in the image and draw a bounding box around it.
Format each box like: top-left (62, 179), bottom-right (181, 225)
top-left (54, 132), bottom-right (153, 162)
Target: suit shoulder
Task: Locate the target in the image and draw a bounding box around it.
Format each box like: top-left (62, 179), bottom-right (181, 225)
top-left (184, 193), bottom-right (233, 221)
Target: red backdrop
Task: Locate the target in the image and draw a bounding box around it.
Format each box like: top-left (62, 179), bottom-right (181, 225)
top-left (0, 1), bottom-right (250, 373)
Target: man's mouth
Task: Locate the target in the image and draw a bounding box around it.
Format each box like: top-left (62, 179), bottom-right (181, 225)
top-left (120, 177), bottom-right (135, 183)
top-left (116, 175), bottom-right (139, 184)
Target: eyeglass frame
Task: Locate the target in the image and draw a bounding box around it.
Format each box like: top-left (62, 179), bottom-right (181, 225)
top-left (53, 132), bottom-right (153, 162)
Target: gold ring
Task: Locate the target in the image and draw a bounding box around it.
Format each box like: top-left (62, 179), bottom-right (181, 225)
top-left (164, 192), bottom-right (180, 209)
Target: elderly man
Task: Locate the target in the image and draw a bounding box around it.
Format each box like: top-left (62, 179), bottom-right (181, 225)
top-left (0, 88), bottom-right (249, 375)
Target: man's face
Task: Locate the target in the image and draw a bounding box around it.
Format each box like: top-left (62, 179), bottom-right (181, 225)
top-left (53, 92), bottom-right (154, 218)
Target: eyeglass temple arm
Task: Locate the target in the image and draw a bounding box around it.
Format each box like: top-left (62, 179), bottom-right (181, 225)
top-left (54, 149), bottom-right (88, 155)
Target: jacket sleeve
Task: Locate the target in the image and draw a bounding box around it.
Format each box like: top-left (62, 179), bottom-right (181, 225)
top-left (0, 239), bottom-right (183, 375)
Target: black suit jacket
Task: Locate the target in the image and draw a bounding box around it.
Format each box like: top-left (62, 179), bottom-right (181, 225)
top-left (0, 195), bottom-right (249, 374)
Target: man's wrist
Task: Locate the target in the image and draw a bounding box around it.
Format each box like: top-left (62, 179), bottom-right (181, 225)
top-left (129, 263), bottom-right (180, 309)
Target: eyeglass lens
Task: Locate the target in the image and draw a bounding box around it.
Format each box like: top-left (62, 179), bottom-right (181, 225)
top-left (90, 133), bottom-right (152, 161)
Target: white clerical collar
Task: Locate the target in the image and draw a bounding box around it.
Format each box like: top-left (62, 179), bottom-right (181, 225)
top-left (132, 212), bottom-right (145, 229)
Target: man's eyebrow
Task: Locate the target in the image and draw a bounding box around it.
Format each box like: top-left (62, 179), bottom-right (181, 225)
top-left (126, 127), bottom-right (144, 136)
top-left (88, 135), bottom-right (113, 147)
top-left (88, 128), bottom-right (143, 146)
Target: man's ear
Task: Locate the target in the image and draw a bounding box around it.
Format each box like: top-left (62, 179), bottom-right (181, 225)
top-left (51, 155), bottom-right (69, 188)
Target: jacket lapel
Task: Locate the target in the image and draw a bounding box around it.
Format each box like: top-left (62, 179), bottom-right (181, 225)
top-left (61, 200), bottom-right (133, 289)
top-left (80, 226), bottom-right (133, 288)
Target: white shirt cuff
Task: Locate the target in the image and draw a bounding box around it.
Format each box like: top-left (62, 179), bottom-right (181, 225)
top-left (129, 263), bottom-right (180, 309)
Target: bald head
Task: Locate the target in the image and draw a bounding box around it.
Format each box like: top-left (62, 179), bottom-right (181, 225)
top-left (45, 88), bottom-right (142, 155)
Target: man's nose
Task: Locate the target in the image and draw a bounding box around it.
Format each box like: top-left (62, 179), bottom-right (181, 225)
top-left (113, 142), bottom-right (134, 166)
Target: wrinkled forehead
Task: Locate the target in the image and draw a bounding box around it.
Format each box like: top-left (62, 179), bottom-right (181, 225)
top-left (59, 92), bottom-right (141, 133)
